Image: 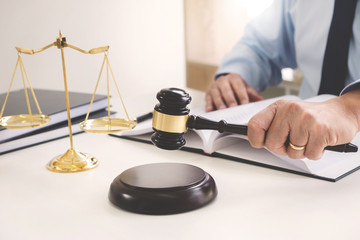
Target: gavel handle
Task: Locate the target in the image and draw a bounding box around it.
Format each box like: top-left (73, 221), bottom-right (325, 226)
top-left (186, 115), bottom-right (357, 153)
top-left (187, 115), bottom-right (247, 135)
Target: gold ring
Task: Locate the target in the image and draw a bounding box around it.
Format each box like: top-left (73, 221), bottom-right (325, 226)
top-left (289, 142), bottom-right (305, 151)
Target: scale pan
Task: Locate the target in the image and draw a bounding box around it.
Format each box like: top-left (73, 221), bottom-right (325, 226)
top-left (0, 114), bottom-right (50, 129)
top-left (80, 118), bottom-right (137, 133)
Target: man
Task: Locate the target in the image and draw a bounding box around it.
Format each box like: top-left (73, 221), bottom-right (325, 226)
top-left (205, 0), bottom-right (360, 160)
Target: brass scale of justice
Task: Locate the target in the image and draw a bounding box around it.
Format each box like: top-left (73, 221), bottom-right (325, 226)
top-left (0, 32), bottom-right (137, 173)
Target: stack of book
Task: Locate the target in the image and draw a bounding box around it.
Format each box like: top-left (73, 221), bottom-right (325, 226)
top-left (0, 88), bottom-right (109, 154)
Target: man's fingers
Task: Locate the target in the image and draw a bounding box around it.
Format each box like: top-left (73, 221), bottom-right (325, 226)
top-left (286, 125), bottom-right (309, 159)
top-left (248, 101), bottom-right (281, 148)
top-left (230, 76), bottom-right (249, 105)
top-left (205, 93), bottom-right (215, 112)
top-left (205, 73), bottom-right (260, 112)
top-left (304, 135), bottom-right (326, 160)
top-left (247, 85), bottom-right (264, 102)
top-left (206, 87), bottom-right (226, 111)
top-left (264, 104), bottom-right (290, 156)
top-left (218, 78), bottom-right (238, 108)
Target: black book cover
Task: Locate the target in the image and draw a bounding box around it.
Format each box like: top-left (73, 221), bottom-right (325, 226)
top-left (0, 88), bottom-right (107, 117)
top-left (0, 88), bottom-right (108, 140)
top-left (0, 109), bottom-right (112, 155)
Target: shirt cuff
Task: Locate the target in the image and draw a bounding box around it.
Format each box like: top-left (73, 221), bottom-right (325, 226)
top-left (340, 79), bottom-right (360, 95)
top-left (214, 73), bottom-right (229, 81)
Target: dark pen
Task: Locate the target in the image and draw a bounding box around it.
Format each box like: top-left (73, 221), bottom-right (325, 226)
top-left (324, 143), bottom-right (358, 153)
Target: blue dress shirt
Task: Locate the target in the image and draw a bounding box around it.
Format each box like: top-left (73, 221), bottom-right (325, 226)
top-left (216, 0), bottom-right (360, 98)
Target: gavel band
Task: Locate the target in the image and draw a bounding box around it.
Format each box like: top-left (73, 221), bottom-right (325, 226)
top-left (152, 110), bottom-right (189, 133)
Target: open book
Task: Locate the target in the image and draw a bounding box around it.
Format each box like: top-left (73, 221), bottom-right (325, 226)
top-left (110, 94), bottom-right (360, 182)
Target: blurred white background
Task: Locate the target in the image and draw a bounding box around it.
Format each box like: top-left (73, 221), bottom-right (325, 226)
top-left (0, 0), bottom-right (185, 116)
top-left (0, 0), bottom-right (279, 116)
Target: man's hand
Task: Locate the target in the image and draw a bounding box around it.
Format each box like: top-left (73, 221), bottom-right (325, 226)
top-left (205, 73), bottom-right (263, 112)
top-left (247, 89), bottom-right (360, 160)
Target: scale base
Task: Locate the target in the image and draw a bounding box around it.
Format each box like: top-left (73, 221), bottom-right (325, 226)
top-left (47, 149), bottom-right (98, 173)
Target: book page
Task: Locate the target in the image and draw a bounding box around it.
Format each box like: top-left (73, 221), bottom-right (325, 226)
top-left (120, 118), bottom-right (153, 136)
top-left (197, 95), bottom-right (300, 124)
top-left (216, 138), bottom-right (310, 173)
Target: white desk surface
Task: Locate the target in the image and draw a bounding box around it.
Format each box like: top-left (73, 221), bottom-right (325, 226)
top-left (1, 89), bottom-right (360, 240)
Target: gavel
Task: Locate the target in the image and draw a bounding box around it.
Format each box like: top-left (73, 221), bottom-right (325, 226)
top-left (151, 87), bottom-right (247, 150)
top-left (151, 88), bottom-right (358, 153)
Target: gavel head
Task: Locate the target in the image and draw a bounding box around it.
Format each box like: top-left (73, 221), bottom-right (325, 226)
top-left (151, 88), bottom-right (192, 150)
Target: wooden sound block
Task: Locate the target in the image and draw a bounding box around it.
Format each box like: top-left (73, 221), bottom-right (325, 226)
top-left (108, 162), bottom-right (217, 215)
